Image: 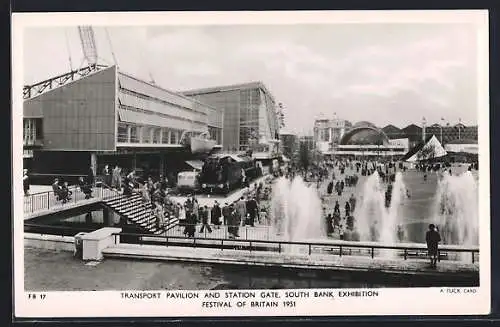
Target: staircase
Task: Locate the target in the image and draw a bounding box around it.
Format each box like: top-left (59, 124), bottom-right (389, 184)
top-left (103, 193), bottom-right (179, 235)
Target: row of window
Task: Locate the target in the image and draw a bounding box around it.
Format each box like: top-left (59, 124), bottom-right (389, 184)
top-left (117, 122), bottom-right (183, 145)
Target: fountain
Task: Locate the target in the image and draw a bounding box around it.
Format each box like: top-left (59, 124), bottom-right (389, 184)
top-left (433, 171), bottom-right (479, 257)
top-left (353, 171), bottom-right (408, 257)
top-left (271, 176), bottom-right (325, 252)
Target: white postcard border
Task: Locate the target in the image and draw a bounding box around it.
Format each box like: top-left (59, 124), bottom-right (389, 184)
top-left (12, 10), bottom-right (491, 318)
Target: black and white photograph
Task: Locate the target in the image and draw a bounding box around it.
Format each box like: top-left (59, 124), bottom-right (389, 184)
top-left (13, 10), bottom-right (490, 317)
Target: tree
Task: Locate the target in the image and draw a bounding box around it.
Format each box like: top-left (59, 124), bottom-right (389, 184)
top-left (298, 141), bottom-right (310, 170)
top-left (276, 103), bottom-right (285, 128)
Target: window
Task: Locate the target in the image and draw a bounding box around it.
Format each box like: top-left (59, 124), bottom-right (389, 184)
top-left (130, 126), bottom-right (139, 143)
top-left (170, 130), bottom-right (177, 144)
top-left (142, 126), bottom-right (151, 143)
top-left (117, 122), bottom-right (128, 143)
top-left (161, 128), bottom-right (170, 144)
top-left (23, 119), bottom-right (37, 145)
top-left (152, 128), bottom-right (161, 144)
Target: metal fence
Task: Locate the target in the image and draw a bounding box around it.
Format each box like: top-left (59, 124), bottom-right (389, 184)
top-left (23, 185), bottom-right (116, 215)
top-left (114, 231), bottom-right (480, 264)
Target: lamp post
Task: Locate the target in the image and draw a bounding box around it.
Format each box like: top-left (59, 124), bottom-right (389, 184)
top-left (440, 117), bottom-right (445, 144)
top-left (458, 118), bottom-right (462, 140)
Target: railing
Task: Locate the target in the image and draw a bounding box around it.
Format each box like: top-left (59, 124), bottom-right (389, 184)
top-left (113, 231), bottom-right (480, 264)
top-left (23, 184), bottom-right (116, 215)
top-left (159, 223), bottom-right (273, 240)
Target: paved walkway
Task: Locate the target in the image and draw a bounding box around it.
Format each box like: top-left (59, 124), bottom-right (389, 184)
top-left (24, 246), bottom-right (478, 292)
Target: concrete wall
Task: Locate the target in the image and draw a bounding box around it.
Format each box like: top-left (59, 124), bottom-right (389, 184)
top-left (24, 233), bottom-right (75, 252)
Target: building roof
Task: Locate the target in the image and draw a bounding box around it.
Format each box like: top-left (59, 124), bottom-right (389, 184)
top-left (446, 138), bottom-right (478, 144)
top-left (402, 124), bottom-right (422, 132)
top-left (117, 70), bottom-right (220, 113)
top-left (382, 124), bottom-right (402, 134)
top-left (180, 81), bottom-right (276, 103)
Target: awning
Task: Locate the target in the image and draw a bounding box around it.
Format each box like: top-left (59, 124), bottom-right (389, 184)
top-left (185, 160), bottom-right (204, 171)
top-left (281, 155), bottom-right (291, 162)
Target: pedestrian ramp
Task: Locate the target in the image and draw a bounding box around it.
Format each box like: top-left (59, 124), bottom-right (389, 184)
top-left (102, 194), bottom-right (178, 235)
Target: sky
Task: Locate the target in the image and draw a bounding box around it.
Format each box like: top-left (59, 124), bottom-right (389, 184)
top-left (23, 23), bottom-right (480, 135)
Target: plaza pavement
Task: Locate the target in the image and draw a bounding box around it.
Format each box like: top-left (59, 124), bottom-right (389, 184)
top-left (24, 245), bottom-right (479, 291)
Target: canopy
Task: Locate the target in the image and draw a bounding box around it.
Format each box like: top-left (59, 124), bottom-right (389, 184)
top-left (185, 160), bottom-right (204, 171)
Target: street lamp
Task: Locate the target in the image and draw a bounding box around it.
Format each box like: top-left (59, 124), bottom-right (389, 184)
top-left (458, 118), bottom-right (462, 140)
top-left (440, 117), bottom-right (445, 144)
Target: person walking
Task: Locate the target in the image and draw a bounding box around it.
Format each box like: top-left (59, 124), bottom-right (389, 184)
top-left (349, 193), bottom-right (356, 213)
top-left (327, 181), bottom-right (334, 195)
top-left (103, 165), bottom-right (111, 187)
top-left (111, 165), bottom-right (120, 189)
top-left (236, 197), bottom-right (247, 226)
top-left (199, 205), bottom-right (212, 234)
top-left (222, 202), bottom-right (231, 226)
top-left (334, 200), bottom-right (340, 216)
top-left (23, 169), bottom-right (30, 196)
top-left (426, 224), bottom-right (441, 268)
top-left (154, 201), bottom-right (165, 229)
top-left (211, 201), bottom-right (222, 228)
top-left (345, 201), bottom-right (351, 218)
top-left (246, 197), bottom-right (258, 227)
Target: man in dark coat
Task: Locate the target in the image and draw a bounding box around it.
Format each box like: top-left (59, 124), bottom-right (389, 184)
top-left (211, 201), bottom-right (222, 228)
top-left (245, 197), bottom-right (258, 227)
top-left (221, 202), bottom-right (231, 226)
top-left (426, 224), bottom-right (441, 268)
top-left (199, 205), bottom-right (212, 234)
top-left (327, 181), bottom-right (334, 195)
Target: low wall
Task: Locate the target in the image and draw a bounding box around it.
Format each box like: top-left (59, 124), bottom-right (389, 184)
top-left (24, 233), bottom-right (75, 252)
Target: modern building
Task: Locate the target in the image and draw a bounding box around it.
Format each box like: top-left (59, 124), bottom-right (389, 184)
top-left (424, 122), bottom-right (478, 145)
top-left (335, 122), bottom-right (409, 158)
top-left (23, 65), bottom-right (224, 184)
top-left (313, 117), bottom-right (352, 155)
top-left (444, 138), bottom-right (479, 155)
top-left (279, 131), bottom-right (299, 160)
top-left (181, 82), bottom-right (281, 158)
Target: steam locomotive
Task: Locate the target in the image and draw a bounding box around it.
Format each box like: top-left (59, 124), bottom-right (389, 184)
top-left (198, 153), bottom-right (262, 194)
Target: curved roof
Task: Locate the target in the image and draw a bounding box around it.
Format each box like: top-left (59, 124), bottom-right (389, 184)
top-left (340, 125), bottom-right (390, 145)
top-left (353, 121), bottom-right (377, 128)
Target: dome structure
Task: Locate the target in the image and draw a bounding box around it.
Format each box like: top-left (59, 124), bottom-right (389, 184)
top-left (340, 123), bottom-right (390, 145)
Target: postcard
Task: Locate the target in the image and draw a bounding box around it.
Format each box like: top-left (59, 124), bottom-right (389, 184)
top-left (13, 10), bottom-right (490, 318)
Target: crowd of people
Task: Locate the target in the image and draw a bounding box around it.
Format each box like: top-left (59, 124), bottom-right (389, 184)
top-left (178, 181), bottom-right (270, 239)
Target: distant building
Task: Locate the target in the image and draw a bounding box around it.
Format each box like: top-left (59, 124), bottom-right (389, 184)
top-left (335, 122), bottom-right (409, 158)
top-left (181, 82), bottom-right (280, 157)
top-left (299, 135), bottom-right (315, 152)
top-left (444, 138), bottom-right (478, 154)
top-left (313, 118), bottom-right (352, 154)
top-left (382, 124), bottom-right (405, 140)
top-left (280, 132), bottom-right (299, 160)
top-left (425, 123), bottom-right (477, 145)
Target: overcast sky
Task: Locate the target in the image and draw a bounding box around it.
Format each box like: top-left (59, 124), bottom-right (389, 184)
top-left (23, 23), bottom-right (480, 135)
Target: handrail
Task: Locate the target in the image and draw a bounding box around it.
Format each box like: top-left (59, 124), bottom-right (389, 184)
top-left (112, 231), bottom-right (479, 263)
top-left (23, 183), bottom-right (118, 215)
top-left (114, 231), bottom-right (479, 252)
